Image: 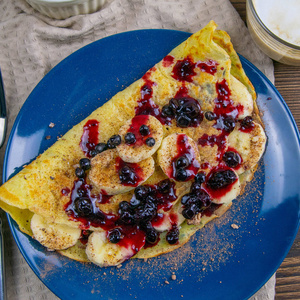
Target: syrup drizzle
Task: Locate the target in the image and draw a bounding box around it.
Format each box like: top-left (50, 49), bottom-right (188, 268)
top-left (80, 119), bottom-right (99, 157)
top-left (169, 134), bottom-right (200, 181)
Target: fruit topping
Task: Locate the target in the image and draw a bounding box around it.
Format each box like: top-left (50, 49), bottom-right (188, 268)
top-left (107, 134), bottom-right (122, 149)
top-left (158, 133), bottom-right (201, 182)
top-left (222, 151), bottom-right (241, 168)
top-left (124, 132), bottom-right (136, 145)
top-left (194, 172), bottom-right (206, 184)
top-left (240, 116), bottom-right (255, 132)
top-left (108, 228), bottom-right (123, 243)
top-left (145, 137), bottom-right (155, 147)
top-left (205, 111), bottom-right (217, 121)
top-left (207, 169), bottom-right (237, 190)
top-left (75, 167), bottom-right (85, 179)
top-left (80, 119), bottom-right (100, 157)
top-left (166, 225), bottom-right (179, 244)
top-left (117, 115), bottom-right (163, 163)
top-left (118, 165), bottom-right (137, 185)
top-left (139, 124), bottom-right (150, 136)
top-left (168, 97), bottom-right (203, 128)
top-left (79, 158), bottom-right (91, 170)
top-left (74, 197), bottom-right (93, 217)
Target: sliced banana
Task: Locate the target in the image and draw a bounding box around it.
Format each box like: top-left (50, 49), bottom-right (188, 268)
top-left (86, 231), bottom-right (134, 267)
top-left (227, 121), bottom-right (267, 174)
top-left (230, 75), bottom-right (253, 119)
top-left (89, 149), bottom-right (155, 195)
top-left (31, 214), bottom-right (81, 250)
top-left (117, 115), bottom-right (163, 163)
top-left (157, 133), bottom-right (201, 182)
top-left (203, 168), bottom-right (241, 204)
top-left (152, 200), bottom-right (186, 232)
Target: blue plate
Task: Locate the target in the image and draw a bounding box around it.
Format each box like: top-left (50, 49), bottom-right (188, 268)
top-left (3, 30), bottom-right (300, 300)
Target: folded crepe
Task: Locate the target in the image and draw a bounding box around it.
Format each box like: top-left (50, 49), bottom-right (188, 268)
top-left (0, 21), bottom-right (267, 266)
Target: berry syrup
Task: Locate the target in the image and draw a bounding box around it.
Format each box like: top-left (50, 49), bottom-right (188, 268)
top-left (126, 115), bottom-right (150, 146)
top-left (170, 134), bottom-right (200, 181)
top-left (80, 119), bottom-right (99, 157)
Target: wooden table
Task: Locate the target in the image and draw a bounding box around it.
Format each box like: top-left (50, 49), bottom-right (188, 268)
top-left (230, 1), bottom-right (300, 299)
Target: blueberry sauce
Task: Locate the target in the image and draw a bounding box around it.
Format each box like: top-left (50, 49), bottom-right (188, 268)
top-left (198, 133), bottom-right (227, 161)
top-left (80, 119), bottom-right (99, 157)
top-left (115, 157), bottom-right (144, 187)
top-left (169, 134), bottom-right (200, 181)
top-left (162, 55), bottom-right (175, 67)
top-left (135, 71), bottom-right (172, 125)
top-left (64, 178), bottom-right (115, 230)
top-left (172, 57), bottom-right (196, 82)
top-left (197, 59), bottom-right (218, 75)
top-left (126, 115), bottom-right (150, 146)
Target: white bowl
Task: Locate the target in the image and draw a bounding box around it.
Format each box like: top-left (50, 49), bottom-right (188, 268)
top-left (26, 0), bottom-right (107, 19)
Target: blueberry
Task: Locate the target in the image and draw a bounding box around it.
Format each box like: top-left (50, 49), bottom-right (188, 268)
top-left (134, 185), bottom-right (151, 200)
top-left (79, 158), bottom-right (91, 171)
top-left (125, 132), bottom-right (136, 144)
top-left (183, 103), bottom-right (200, 118)
top-left (197, 190), bottom-right (211, 208)
top-left (119, 210), bottom-right (135, 225)
top-left (107, 135), bottom-right (122, 149)
top-left (94, 142), bottom-right (107, 153)
top-left (205, 111), bottom-right (216, 121)
top-left (108, 228), bottom-right (122, 244)
top-left (130, 196), bottom-right (141, 207)
top-left (118, 200), bottom-right (132, 213)
top-left (181, 193), bottom-right (193, 205)
top-left (139, 124), bottom-right (150, 136)
top-left (182, 203), bottom-right (200, 219)
top-left (161, 105), bottom-right (174, 117)
top-left (194, 172), bottom-right (206, 184)
top-left (223, 116), bottom-right (236, 133)
top-left (75, 167), bottom-right (85, 178)
top-left (176, 114), bottom-right (191, 128)
top-left (175, 168), bottom-right (188, 181)
top-left (166, 226), bottom-right (179, 245)
top-left (134, 199), bottom-right (157, 223)
top-left (175, 156), bottom-right (189, 169)
top-left (146, 227), bottom-right (159, 244)
top-left (90, 149), bottom-right (99, 157)
top-left (157, 179), bottom-right (172, 194)
top-left (119, 166), bottom-right (136, 184)
top-left (222, 151), bottom-right (241, 168)
top-left (207, 170), bottom-right (237, 190)
top-left (241, 116), bottom-right (254, 129)
top-left (190, 182), bottom-right (202, 195)
top-left (74, 197), bottom-right (93, 217)
top-left (169, 98), bottom-right (180, 112)
top-left (145, 137), bottom-right (155, 147)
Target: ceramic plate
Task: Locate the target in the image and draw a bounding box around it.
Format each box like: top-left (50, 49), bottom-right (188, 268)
top-left (3, 30), bottom-right (300, 300)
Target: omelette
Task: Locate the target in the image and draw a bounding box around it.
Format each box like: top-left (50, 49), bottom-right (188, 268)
top-left (0, 21), bottom-right (267, 266)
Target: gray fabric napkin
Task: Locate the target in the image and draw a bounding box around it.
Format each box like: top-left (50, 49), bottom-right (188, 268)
top-left (0, 0), bottom-right (275, 299)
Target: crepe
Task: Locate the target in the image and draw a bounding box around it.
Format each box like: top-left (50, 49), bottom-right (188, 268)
top-left (0, 21), bottom-right (267, 266)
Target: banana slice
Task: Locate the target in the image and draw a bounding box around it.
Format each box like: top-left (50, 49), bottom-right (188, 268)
top-left (157, 133), bottom-right (200, 182)
top-left (89, 149), bottom-right (155, 195)
top-left (117, 115), bottom-right (163, 163)
top-left (227, 121), bottom-right (267, 174)
top-left (230, 75), bottom-right (253, 119)
top-left (152, 200), bottom-right (186, 232)
top-left (86, 231), bottom-right (135, 267)
top-left (31, 214), bottom-right (81, 250)
top-left (203, 168), bottom-right (241, 204)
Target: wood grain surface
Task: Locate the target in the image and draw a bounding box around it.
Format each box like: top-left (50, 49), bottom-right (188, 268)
top-left (230, 1), bottom-right (300, 299)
